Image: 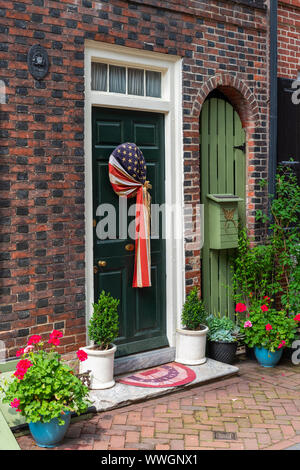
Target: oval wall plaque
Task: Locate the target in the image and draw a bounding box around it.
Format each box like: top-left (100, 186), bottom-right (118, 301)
top-left (27, 44), bottom-right (49, 80)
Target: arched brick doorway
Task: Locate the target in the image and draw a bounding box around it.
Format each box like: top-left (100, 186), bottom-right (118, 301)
top-left (189, 74), bottom-right (262, 312)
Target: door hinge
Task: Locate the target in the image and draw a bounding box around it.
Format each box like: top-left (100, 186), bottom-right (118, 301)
top-left (233, 143), bottom-right (246, 153)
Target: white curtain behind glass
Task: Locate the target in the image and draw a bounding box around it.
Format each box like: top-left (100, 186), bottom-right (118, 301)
top-left (91, 62), bottom-right (162, 98)
top-left (128, 68), bottom-right (144, 96)
top-left (91, 63), bottom-right (107, 91)
top-left (109, 65), bottom-right (126, 94)
top-left (146, 71), bottom-right (161, 98)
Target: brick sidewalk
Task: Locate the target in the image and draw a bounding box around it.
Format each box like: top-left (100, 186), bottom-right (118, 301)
top-left (17, 358), bottom-right (300, 450)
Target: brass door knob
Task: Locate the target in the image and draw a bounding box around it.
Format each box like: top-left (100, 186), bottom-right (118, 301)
top-left (125, 244), bottom-right (135, 252)
top-left (98, 260), bottom-right (107, 267)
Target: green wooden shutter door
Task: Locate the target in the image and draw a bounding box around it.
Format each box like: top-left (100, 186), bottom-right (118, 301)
top-left (200, 97), bottom-right (246, 317)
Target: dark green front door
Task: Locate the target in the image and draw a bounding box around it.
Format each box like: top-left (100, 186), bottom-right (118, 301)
top-left (92, 107), bottom-right (167, 357)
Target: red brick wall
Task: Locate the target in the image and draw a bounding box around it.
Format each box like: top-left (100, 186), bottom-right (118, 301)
top-left (0, 0), bottom-right (269, 358)
top-left (278, 0), bottom-right (300, 79)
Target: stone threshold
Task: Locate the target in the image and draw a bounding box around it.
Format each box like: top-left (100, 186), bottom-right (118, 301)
top-left (114, 347), bottom-right (176, 376)
top-left (89, 358), bottom-right (239, 413)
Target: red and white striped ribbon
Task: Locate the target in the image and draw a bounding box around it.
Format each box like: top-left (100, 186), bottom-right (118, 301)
top-left (108, 154), bottom-right (151, 288)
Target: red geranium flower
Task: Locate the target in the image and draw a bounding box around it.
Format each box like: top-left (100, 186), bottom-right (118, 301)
top-left (27, 335), bottom-right (42, 346)
top-left (16, 348), bottom-right (24, 357)
top-left (76, 349), bottom-right (88, 362)
top-left (263, 296), bottom-right (271, 303)
top-left (265, 324), bottom-right (273, 331)
top-left (10, 398), bottom-right (20, 409)
top-left (294, 314), bottom-right (300, 322)
top-left (48, 337), bottom-right (60, 346)
top-left (48, 330), bottom-right (63, 347)
top-left (50, 330), bottom-right (63, 339)
top-left (14, 359), bottom-right (33, 380)
top-left (235, 303), bottom-right (247, 313)
top-left (261, 305), bottom-right (269, 312)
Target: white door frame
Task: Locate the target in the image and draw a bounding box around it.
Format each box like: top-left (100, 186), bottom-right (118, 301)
top-left (84, 41), bottom-right (184, 349)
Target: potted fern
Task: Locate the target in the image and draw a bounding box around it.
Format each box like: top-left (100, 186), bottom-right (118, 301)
top-left (175, 287), bottom-right (209, 365)
top-left (79, 291), bottom-right (119, 389)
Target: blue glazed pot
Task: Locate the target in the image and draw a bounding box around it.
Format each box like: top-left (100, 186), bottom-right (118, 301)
top-left (28, 412), bottom-right (71, 448)
top-left (254, 346), bottom-right (283, 368)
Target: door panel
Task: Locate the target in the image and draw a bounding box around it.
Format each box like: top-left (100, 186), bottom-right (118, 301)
top-left (200, 96), bottom-right (246, 317)
top-left (92, 107), bottom-right (167, 357)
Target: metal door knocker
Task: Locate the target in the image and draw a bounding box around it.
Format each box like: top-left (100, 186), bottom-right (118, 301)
top-left (27, 44), bottom-right (49, 80)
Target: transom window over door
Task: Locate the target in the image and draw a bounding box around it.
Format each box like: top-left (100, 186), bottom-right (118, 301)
top-left (91, 62), bottom-right (162, 98)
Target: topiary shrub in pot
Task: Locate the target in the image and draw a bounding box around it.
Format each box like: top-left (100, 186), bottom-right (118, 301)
top-left (206, 314), bottom-right (239, 364)
top-left (79, 291), bottom-right (120, 389)
top-left (175, 287), bottom-right (209, 365)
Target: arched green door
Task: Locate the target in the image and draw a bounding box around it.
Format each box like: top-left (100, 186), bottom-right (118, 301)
top-left (200, 94), bottom-right (246, 317)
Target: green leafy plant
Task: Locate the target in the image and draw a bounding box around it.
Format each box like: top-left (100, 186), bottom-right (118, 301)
top-left (0, 332), bottom-right (90, 425)
top-left (256, 164), bottom-right (300, 315)
top-left (206, 314), bottom-right (239, 343)
top-left (88, 291), bottom-right (120, 350)
top-left (209, 329), bottom-right (236, 343)
top-left (181, 287), bottom-right (207, 330)
top-left (231, 165), bottom-right (300, 314)
top-left (241, 301), bottom-right (298, 352)
top-left (231, 229), bottom-right (277, 306)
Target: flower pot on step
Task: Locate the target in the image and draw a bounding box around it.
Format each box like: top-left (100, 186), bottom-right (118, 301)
top-left (208, 341), bottom-right (237, 365)
top-left (175, 326), bottom-right (208, 365)
top-left (79, 344), bottom-right (117, 389)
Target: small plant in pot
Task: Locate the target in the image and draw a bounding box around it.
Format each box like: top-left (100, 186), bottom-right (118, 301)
top-left (175, 287), bottom-right (209, 365)
top-left (0, 331), bottom-right (91, 448)
top-left (206, 314), bottom-right (239, 365)
top-left (79, 291), bottom-right (120, 389)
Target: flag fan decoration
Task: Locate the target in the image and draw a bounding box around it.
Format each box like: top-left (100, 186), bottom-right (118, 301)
top-left (108, 143), bottom-right (152, 288)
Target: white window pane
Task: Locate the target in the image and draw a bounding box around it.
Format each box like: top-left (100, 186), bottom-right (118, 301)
top-left (146, 71), bottom-right (161, 98)
top-left (128, 68), bottom-right (144, 96)
top-left (91, 63), bottom-right (107, 91)
top-left (109, 65), bottom-right (126, 94)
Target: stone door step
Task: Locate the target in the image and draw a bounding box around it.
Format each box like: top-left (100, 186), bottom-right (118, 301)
top-left (89, 358), bottom-right (239, 412)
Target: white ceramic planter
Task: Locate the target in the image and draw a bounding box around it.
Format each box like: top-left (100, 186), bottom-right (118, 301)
top-left (79, 344), bottom-right (117, 390)
top-left (175, 326), bottom-right (209, 365)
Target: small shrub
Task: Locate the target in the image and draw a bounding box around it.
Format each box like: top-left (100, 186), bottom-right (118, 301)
top-left (88, 291), bottom-right (120, 350)
top-left (181, 287), bottom-right (206, 330)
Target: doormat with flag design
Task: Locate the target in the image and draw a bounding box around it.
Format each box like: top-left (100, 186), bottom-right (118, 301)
top-left (117, 362), bottom-right (196, 388)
